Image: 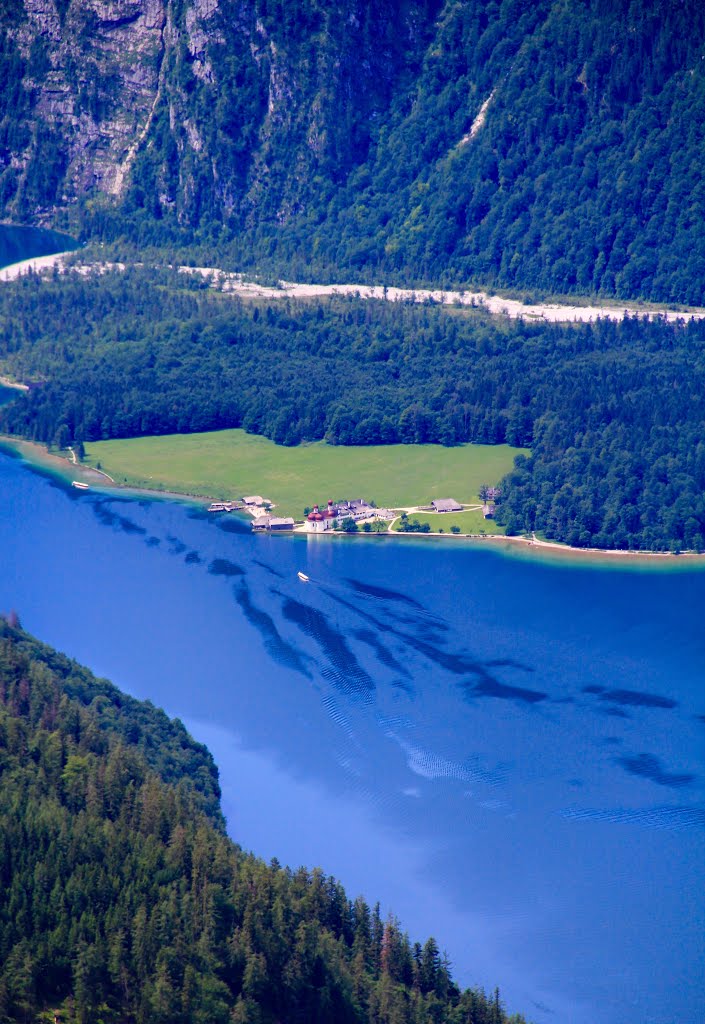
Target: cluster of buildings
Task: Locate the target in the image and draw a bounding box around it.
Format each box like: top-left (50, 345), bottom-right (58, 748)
top-left (306, 498), bottom-right (375, 529)
top-left (252, 497), bottom-right (385, 533)
top-left (305, 499), bottom-right (402, 531)
top-left (208, 495), bottom-right (296, 531)
top-left (208, 489), bottom-right (487, 534)
top-left (207, 494), bottom-right (381, 533)
top-left (306, 498), bottom-right (388, 531)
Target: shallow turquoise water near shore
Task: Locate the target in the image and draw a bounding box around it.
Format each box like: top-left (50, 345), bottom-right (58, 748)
top-left (2, 451), bottom-right (703, 1024)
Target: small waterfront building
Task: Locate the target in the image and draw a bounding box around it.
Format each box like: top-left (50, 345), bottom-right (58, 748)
top-left (252, 516), bottom-right (272, 530)
top-left (432, 498), bottom-right (463, 512)
top-left (243, 495), bottom-right (264, 506)
top-left (269, 517), bottom-right (295, 531)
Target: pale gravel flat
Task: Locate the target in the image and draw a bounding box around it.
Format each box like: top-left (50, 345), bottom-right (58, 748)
top-left (3, 250), bottom-right (705, 324)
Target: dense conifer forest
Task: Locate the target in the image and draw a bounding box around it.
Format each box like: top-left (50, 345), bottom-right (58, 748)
top-left (0, 617), bottom-right (527, 1023)
top-left (2, 270), bottom-right (705, 552)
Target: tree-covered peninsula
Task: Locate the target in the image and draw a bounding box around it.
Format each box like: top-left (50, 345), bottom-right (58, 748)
top-left (0, 617), bottom-right (527, 1024)
top-left (2, 269), bottom-right (705, 552)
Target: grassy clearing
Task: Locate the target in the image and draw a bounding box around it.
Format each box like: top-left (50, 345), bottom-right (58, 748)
top-left (392, 509), bottom-right (506, 535)
top-left (84, 429), bottom-right (525, 518)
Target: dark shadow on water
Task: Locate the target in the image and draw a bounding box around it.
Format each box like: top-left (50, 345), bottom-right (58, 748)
top-left (467, 678), bottom-right (548, 704)
top-left (234, 582), bottom-right (312, 679)
top-left (208, 558), bottom-right (246, 578)
top-left (167, 535), bottom-right (188, 555)
top-left (392, 678), bottom-right (415, 695)
top-left (145, 536), bottom-right (161, 547)
top-left (601, 706), bottom-right (630, 718)
top-left (585, 686), bottom-right (677, 709)
top-left (600, 688), bottom-right (677, 709)
top-left (392, 613), bottom-right (450, 640)
top-left (486, 657), bottom-right (535, 673)
top-left (618, 753), bottom-right (695, 788)
top-left (184, 550), bottom-right (202, 565)
top-left (215, 517), bottom-right (251, 535)
top-left (326, 589), bottom-right (503, 685)
top-left (345, 578), bottom-right (425, 609)
top-left (279, 595), bottom-right (375, 702)
top-left (253, 558), bottom-right (286, 579)
top-left (92, 499), bottom-right (147, 536)
top-left (353, 628), bottom-right (412, 679)
top-left (343, 578), bottom-right (450, 640)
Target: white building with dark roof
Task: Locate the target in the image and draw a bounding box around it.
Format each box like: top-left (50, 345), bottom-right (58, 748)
top-left (269, 517), bottom-right (295, 530)
top-left (432, 498), bottom-right (463, 512)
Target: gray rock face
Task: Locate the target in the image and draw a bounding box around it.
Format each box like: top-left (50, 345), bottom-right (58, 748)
top-left (8, 2), bottom-right (149, 194)
top-left (2, 0), bottom-right (225, 214)
top-left (0, 0), bottom-right (438, 226)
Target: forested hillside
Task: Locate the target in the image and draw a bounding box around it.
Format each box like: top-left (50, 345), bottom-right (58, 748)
top-left (2, 269), bottom-right (705, 552)
top-left (0, 617), bottom-right (527, 1023)
top-left (2, 0), bottom-right (705, 303)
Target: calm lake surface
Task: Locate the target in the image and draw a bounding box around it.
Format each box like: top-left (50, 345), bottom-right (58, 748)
top-left (0, 223), bottom-right (78, 269)
top-left (1, 449), bottom-right (703, 1024)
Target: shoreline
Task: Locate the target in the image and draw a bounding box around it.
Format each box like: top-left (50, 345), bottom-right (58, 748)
top-left (3, 434), bottom-right (704, 570)
top-left (0, 375), bottom-right (29, 392)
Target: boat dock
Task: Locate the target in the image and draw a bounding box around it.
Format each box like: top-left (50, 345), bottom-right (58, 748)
top-left (207, 501), bottom-right (244, 513)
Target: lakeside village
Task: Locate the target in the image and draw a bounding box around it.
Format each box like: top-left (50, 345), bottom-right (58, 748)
top-left (208, 492), bottom-right (500, 534)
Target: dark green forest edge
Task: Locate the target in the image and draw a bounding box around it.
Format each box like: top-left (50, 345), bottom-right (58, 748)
top-left (0, 618), bottom-right (527, 1024)
top-left (2, 270), bottom-right (705, 553)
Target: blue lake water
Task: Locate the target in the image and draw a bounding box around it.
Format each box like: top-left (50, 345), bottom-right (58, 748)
top-left (0, 223), bottom-right (78, 269)
top-left (1, 449), bottom-right (703, 1024)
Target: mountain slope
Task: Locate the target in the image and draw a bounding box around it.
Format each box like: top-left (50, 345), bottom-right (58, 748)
top-left (2, 0), bottom-right (705, 303)
top-left (0, 617), bottom-right (528, 1024)
top-left (0, 0), bottom-right (440, 227)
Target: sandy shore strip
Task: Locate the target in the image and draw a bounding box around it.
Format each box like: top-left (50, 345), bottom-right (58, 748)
top-left (0, 251), bottom-right (77, 282)
top-left (0, 375), bottom-right (29, 391)
top-left (2, 250), bottom-right (705, 325)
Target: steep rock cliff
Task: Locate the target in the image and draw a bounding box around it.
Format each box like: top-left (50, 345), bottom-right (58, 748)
top-left (0, 0), bottom-right (439, 225)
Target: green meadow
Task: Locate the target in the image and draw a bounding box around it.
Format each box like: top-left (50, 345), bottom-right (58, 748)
top-left (85, 430), bottom-right (526, 519)
top-left (392, 508), bottom-right (506, 535)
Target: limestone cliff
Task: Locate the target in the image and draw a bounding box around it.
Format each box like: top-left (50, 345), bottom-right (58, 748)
top-left (0, 0), bottom-right (438, 225)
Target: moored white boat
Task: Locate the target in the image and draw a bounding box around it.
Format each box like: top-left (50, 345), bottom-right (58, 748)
top-left (297, 571), bottom-right (310, 582)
